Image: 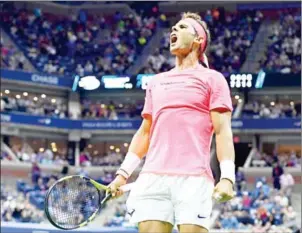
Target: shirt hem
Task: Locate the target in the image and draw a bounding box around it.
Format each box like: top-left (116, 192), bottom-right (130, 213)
top-left (140, 170), bottom-right (215, 183)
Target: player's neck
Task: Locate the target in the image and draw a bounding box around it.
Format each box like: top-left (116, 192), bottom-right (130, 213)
top-left (175, 53), bottom-right (199, 71)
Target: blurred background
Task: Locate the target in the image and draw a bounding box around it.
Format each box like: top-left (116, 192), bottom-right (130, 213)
top-left (0, 1), bottom-right (301, 233)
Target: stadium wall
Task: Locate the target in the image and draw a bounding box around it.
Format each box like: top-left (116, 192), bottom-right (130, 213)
top-left (1, 222), bottom-right (256, 233)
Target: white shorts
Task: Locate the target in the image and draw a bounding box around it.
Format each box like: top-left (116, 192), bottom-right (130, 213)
top-left (126, 173), bottom-right (214, 230)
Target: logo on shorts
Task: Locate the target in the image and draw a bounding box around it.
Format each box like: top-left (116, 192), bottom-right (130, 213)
top-left (128, 209), bottom-right (135, 217)
top-left (197, 214), bottom-right (206, 219)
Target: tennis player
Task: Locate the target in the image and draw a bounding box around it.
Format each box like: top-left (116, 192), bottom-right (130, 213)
top-left (108, 12), bottom-right (235, 233)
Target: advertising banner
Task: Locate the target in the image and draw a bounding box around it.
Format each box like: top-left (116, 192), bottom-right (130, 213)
top-left (1, 69), bottom-right (73, 88)
top-left (1, 113), bottom-right (300, 131)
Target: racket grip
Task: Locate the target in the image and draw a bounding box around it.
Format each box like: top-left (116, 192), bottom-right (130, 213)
top-left (120, 183), bottom-right (134, 192)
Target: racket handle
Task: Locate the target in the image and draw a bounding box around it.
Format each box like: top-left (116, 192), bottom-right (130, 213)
top-left (120, 183), bottom-right (134, 192)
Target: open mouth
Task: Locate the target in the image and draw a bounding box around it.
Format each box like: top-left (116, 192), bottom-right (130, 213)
top-left (170, 34), bottom-right (178, 44)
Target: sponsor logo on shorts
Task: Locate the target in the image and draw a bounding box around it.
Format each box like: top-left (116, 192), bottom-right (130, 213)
top-left (197, 214), bottom-right (206, 219)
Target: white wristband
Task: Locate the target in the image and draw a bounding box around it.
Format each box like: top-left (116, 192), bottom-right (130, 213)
top-left (116, 152), bottom-right (141, 179)
top-left (220, 160), bottom-right (235, 184)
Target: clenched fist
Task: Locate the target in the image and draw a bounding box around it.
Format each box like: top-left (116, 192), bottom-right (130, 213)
top-left (213, 179), bottom-right (235, 203)
top-left (107, 175), bottom-right (127, 198)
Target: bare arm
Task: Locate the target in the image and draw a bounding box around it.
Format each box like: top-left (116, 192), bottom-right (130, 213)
top-left (109, 116), bottom-right (152, 195)
top-left (210, 110), bottom-right (235, 202)
top-left (128, 115), bottom-right (152, 159)
top-left (210, 110), bottom-right (235, 163)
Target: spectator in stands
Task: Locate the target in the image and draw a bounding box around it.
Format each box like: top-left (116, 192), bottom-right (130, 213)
top-left (34, 177), bottom-right (47, 191)
top-left (79, 150), bottom-right (91, 166)
top-left (61, 159), bottom-right (69, 175)
top-left (242, 191), bottom-right (252, 210)
top-left (284, 206), bottom-right (297, 223)
top-left (262, 10), bottom-right (301, 74)
top-left (235, 170), bottom-right (246, 192)
top-left (259, 104), bottom-right (271, 118)
top-left (143, 8), bottom-right (262, 74)
top-left (40, 149), bottom-right (54, 164)
top-left (219, 212), bottom-right (240, 229)
top-left (287, 150), bottom-right (299, 167)
top-left (31, 162), bottom-right (41, 185)
top-left (0, 97), bottom-right (6, 111)
top-left (1, 4), bottom-right (157, 76)
top-left (280, 171), bottom-right (294, 197)
top-left (272, 162), bottom-right (284, 190)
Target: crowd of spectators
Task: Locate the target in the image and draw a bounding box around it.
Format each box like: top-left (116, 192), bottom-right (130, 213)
top-left (1, 3), bottom-right (156, 76)
top-left (2, 138), bottom-right (128, 168)
top-left (1, 139), bottom-right (69, 166)
top-left (1, 184), bottom-right (45, 223)
top-left (1, 2), bottom-right (300, 78)
top-left (80, 149), bottom-right (124, 167)
top-left (15, 148), bottom-right (68, 165)
top-left (213, 177), bottom-right (297, 232)
top-left (1, 94), bottom-right (68, 118)
top-left (0, 37), bottom-right (27, 71)
top-left (142, 8), bottom-right (263, 76)
top-left (1, 93), bottom-right (144, 120)
top-left (104, 198), bottom-right (132, 228)
top-left (242, 100), bottom-right (301, 119)
top-left (1, 165), bottom-right (117, 224)
top-left (252, 150), bottom-right (301, 168)
top-left (261, 10), bottom-right (301, 74)
top-left (81, 99), bottom-right (143, 120)
top-left (3, 91), bottom-right (301, 121)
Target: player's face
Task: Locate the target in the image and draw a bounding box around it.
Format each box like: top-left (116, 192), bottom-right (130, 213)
top-left (169, 20), bottom-right (197, 55)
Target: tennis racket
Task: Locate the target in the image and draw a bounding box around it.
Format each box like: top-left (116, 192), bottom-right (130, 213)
top-left (44, 175), bottom-right (133, 230)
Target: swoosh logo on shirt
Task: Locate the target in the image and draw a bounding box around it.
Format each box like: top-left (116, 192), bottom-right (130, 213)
top-left (197, 215), bottom-right (207, 219)
top-left (128, 209), bottom-right (135, 217)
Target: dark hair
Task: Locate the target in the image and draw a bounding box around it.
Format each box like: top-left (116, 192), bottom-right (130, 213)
top-left (181, 12), bottom-right (211, 54)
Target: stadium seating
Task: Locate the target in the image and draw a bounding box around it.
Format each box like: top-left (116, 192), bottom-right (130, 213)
top-left (0, 39), bottom-right (27, 71)
top-left (213, 177), bottom-right (297, 232)
top-left (251, 151), bottom-right (301, 168)
top-left (1, 170), bottom-right (116, 224)
top-left (81, 99), bottom-right (143, 119)
top-left (0, 2), bottom-right (300, 233)
top-left (0, 6), bottom-right (156, 76)
top-left (1, 138), bottom-right (127, 167)
top-left (242, 101), bottom-right (301, 119)
top-left (1, 184), bottom-right (45, 223)
top-left (261, 10), bottom-right (301, 74)
top-left (1, 94), bottom-right (68, 119)
top-left (142, 9), bottom-right (264, 76)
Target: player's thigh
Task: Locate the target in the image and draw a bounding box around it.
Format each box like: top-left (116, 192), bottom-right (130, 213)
top-left (178, 224), bottom-right (208, 233)
top-left (173, 176), bottom-right (214, 231)
top-left (127, 174), bottom-right (174, 226)
top-left (139, 220), bottom-right (173, 233)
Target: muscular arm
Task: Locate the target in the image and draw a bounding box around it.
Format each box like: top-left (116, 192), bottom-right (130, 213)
top-left (210, 110), bottom-right (235, 202)
top-left (210, 110), bottom-right (235, 163)
top-left (128, 115), bottom-right (152, 159)
top-left (110, 116), bottom-right (152, 194)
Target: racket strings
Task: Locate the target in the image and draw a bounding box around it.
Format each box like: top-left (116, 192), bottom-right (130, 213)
top-left (46, 177), bottom-right (103, 229)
